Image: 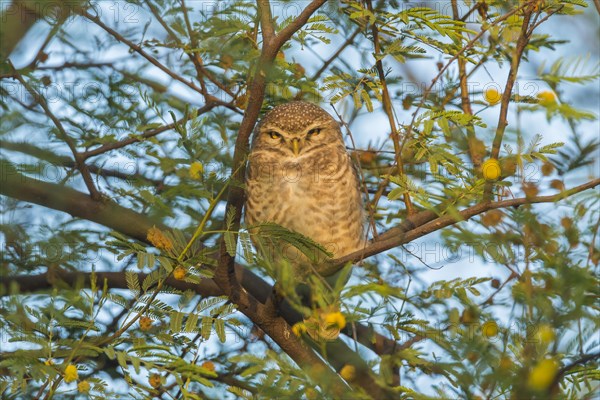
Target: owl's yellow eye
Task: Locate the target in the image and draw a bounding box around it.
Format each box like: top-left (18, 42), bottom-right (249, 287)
top-left (307, 128), bottom-right (321, 136)
top-left (268, 131), bottom-right (282, 139)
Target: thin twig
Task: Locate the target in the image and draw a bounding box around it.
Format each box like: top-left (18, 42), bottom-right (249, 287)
top-left (451, 0), bottom-right (480, 166)
top-left (1, 140), bottom-right (167, 188)
top-left (80, 10), bottom-right (205, 96)
top-left (10, 64), bottom-right (101, 200)
top-left (489, 9), bottom-right (534, 161)
top-left (550, 351), bottom-right (600, 390)
top-left (485, 5), bottom-right (535, 199)
top-left (81, 103), bottom-right (216, 159)
top-left (312, 28), bottom-right (361, 80)
top-left (366, 0), bottom-right (414, 215)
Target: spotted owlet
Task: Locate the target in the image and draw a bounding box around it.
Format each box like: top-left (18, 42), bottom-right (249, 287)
top-left (245, 101), bottom-right (365, 279)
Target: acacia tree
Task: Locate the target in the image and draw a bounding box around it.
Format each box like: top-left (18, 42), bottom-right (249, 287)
top-left (1, 0), bottom-right (599, 398)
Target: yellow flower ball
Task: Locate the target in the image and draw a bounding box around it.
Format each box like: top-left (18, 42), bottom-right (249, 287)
top-left (482, 320), bottom-right (499, 338)
top-left (484, 87), bottom-right (502, 105)
top-left (147, 226), bottom-right (173, 251)
top-left (536, 324), bottom-right (556, 344)
top-left (482, 158), bottom-right (502, 181)
top-left (201, 361), bottom-right (216, 372)
top-left (340, 364), bottom-right (356, 381)
top-left (173, 266), bottom-right (186, 280)
top-left (77, 380), bottom-right (91, 393)
top-left (189, 162), bottom-right (203, 180)
top-left (139, 316), bottom-right (153, 332)
top-left (64, 364), bottom-right (79, 383)
top-left (527, 358), bottom-right (559, 391)
top-left (149, 373), bottom-right (162, 389)
top-left (323, 311), bottom-right (346, 330)
top-left (292, 322), bottom-right (306, 337)
top-left (537, 90), bottom-right (557, 105)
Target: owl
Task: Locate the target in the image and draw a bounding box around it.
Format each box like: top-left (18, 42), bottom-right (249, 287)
top-left (245, 101), bottom-right (365, 280)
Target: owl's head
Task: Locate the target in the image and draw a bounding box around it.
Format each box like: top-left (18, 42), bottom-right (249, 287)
top-left (251, 101), bottom-right (341, 158)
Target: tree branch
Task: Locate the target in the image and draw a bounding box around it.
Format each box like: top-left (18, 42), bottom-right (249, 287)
top-left (79, 10), bottom-right (205, 96)
top-left (1, 140), bottom-right (167, 188)
top-left (210, 2), bottom-right (390, 395)
top-left (0, 159), bottom-right (399, 359)
top-left (324, 178), bottom-right (600, 275)
top-left (485, 4), bottom-right (537, 200)
top-left (490, 7), bottom-right (534, 161)
top-left (6, 162), bottom-right (596, 398)
top-left (81, 103), bottom-right (216, 160)
top-left (365, 0), bottom-right (414, 215)
top-left (451, 0), bottom-right (480, 166)
top-left (550, 351), bottom-right (600, 391)
top-left (312, 28), bottom-right (361, 81)
top-left (0, 270), bottom-right (222, 298)
top-left (257, 0), bottom-right (275, 42)
top-left (3, 160), bottom-right (598, 360)
top-left (0, 164), bottom-right (161, 242)
top-left (10, 64), bottom-right (101, 200)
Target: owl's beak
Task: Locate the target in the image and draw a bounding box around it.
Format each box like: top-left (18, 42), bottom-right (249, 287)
top-left (290, 138), bottom-right (302, 156)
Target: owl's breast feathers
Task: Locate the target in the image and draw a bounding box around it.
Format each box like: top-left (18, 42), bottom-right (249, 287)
top-left (246, 143), bottom-right (365, 263)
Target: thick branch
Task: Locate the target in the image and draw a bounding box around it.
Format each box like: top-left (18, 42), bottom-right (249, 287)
top-left (0, 165), bottom-right (161, 242)
top-left (4, 161), bottom-right (598, 352)
top-left (6, 152), bottom-right (595, 399)
top-left (0, 264), bottom-right (398, 399)
top-left (324, 178), bottom-right (600, 275)
top-left (257, 0), bottom-right (275, 41)
top-left (0, 158), bottom-right (400, 359)
top-left (213, 1), bottom-right (363, 395)
top-left (0, 270), bottom-right (221, 297)
top-left (1, 140), bottom-right (166, 187)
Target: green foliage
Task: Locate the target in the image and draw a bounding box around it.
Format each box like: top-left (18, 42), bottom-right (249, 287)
top-left (0, 0), bottom-right (598, 399)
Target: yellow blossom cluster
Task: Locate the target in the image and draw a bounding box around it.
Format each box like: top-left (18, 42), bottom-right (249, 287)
top-left (147, 226), bottom-right (173, 251)
top-left (64, 364), bottom-right (78, 383)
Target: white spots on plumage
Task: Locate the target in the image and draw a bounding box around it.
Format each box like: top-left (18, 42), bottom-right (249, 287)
top-left (259, 101), bottom-right (333, 133)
